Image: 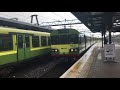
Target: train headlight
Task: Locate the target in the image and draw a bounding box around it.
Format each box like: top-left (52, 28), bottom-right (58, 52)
top-left (55, 49), bottom-right (58, 52)
top-left (74, 49), bottom-right (77, 51)
top-left (52, 49), bottom-right (58, 52)
top-left (70, 48), bottom-right (78, 52)
top-left (52, 49), bottom-right (55, 52)
top-left (70, 49), bottom-right (74, 51)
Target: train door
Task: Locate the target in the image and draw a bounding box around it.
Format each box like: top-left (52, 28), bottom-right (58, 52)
top-left (24, 35), bottom-right (30, 59)
top-left (17, 34), bottom-right (30, 61)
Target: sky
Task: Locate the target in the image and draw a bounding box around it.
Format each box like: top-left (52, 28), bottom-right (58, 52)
top-left (0, 12), bottom-right (104, 38)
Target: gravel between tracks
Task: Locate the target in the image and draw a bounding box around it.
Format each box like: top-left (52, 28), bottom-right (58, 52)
top-left (6, 59), bottom-right (61, 78)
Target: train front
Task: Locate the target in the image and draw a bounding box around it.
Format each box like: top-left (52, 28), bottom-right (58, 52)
top-left (51, 29), bottom-right (80, 58)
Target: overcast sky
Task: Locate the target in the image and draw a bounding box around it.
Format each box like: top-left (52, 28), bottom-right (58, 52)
top-left (0, 12), bottom-right (104, 37)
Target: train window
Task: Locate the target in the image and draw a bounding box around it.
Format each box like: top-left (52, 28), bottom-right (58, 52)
top-left (59, 35), bottom-right (68, 44)
top-left (41, 36), bottom-right (47, 46)
top-left (32, 36), bottom-right (39, 47)
top-left (0, 34), bottom-right (13, 51)
top-left (18, 35), bottom-right (23, 48)
top-left (48, 37), bottom-right (51, 46)
top-left (25, 35), bottom-right (30, 48)
top-left (81, 35), bottom-right (85, 44)
top-left (51, 36), bottom-right (59, 45)
top-left (68, 34), bottom-right (78, 44)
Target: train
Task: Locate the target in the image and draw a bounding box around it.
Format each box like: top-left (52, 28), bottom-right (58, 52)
top-left (0, 26), bottom-right (51, 68)
top-left (51, 28), bottom-right (97, 58)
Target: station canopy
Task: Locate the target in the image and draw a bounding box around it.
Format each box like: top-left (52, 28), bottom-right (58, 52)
top-left (72, 12), bottom-right (120, 33)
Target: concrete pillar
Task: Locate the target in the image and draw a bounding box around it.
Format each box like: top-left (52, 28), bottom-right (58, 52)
top-left (109, 29), bottom-right (111, 44)
top-left (103, 31), bottom-right (106, 44)
top-left (102, 31), bottom-right (103, 48)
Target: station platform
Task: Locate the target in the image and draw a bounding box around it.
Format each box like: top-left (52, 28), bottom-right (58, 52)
top-left (60, 43), bottom-right (120, 78)
top-left (87, 44), bottom-right (120, 78)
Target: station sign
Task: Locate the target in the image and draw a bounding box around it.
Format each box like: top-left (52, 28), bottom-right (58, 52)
top-left (104, 44), bottom-right (115, 58)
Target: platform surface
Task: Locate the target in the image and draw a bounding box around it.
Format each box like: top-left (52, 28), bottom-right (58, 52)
top-left (87, 44), bottom-right (120, 78)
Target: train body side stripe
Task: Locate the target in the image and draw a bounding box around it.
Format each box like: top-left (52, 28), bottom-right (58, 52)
top-left (0, 51), bottom-right (17, 56)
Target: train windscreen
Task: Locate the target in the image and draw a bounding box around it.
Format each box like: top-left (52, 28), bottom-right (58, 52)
top-left (51, 34), bottom-right (78, 45)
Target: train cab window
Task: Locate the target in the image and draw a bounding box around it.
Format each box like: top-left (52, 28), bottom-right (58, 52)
top-left (48, 37), bottom-right (51, 46)
top-left (69, 34), bottom-right (78, 44)
top-left (0, 34), bottom-right (13, 51)
top-left (32, 36), bottom-right (39, 47)
top-left (51, 36), bottom-right (59, 45)
top-left (41, 36), bottom-right (47, 46)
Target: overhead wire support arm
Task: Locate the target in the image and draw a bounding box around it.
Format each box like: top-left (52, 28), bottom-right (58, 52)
top-left (31, 15), bottom-right (39, 26)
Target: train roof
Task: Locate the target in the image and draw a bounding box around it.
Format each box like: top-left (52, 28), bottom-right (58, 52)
top-left (0, 26), bottom-right (50, 36)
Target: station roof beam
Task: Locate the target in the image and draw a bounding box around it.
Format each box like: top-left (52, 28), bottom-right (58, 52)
top-left (71, 12), bottom-right (116, 33)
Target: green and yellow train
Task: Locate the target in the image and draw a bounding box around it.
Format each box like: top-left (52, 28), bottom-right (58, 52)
top-left (51, 28), bottom-right (96, 58)
top-left (0, 27), bottom-right (51, 67)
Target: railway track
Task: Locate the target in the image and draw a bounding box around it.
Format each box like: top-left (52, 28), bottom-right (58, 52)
top-left (40, 58), bottom-right (77, 78)
top-left (0, 55), bottom-right (52, 78)
top-left (21, 60), bottom-right (61, 78)
top-left (6, 58), bottom-right (60, 78)
top-left (3, 57), bottom-right (77, 78)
